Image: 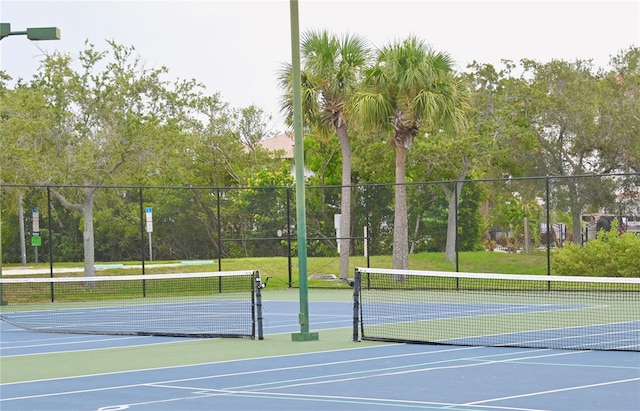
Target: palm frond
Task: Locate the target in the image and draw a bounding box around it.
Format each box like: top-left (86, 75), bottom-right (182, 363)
top-left (361, 35), bottom-right (467, 138)
top-left (351, 91), bottom-right (393, 130)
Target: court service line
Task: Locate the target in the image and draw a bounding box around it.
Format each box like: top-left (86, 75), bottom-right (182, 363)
top-left (1, 349), bottom-right (590, 411)
top-left (2, 346), bottom-right (538, 402)
top-left (209, 350), bottom-right (584, 394)
top-left (0, 338), bottom-right (193, 358)
top-left (147, 383), bottom-right (546, 411)
top-left (95, 350), bottom-right (626, 411)
top-left (2, 346), bottom-right (578, 403)
top-left (465, 377), bottom-right (640, 406)
top-left (2, 335), bottom-right (157, 350)
top-left (0, 343), bottom-right (477, 387)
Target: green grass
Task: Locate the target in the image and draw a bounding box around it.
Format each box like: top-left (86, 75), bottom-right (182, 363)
top-left (454, 250), bottom-right (549, 275)
top-left (3, 250), bottom-right (550, 290)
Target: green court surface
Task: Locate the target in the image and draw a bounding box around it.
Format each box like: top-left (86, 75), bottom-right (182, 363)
top-left (1, 289), bottom-right (384, 383)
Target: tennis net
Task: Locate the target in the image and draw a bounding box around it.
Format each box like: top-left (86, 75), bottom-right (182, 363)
top-left (0, 271), bottom-right (264, 339)
top-left (352, 267), bottom-right (640, 351)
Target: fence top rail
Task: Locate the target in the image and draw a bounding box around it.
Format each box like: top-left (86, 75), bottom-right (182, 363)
top-left (2, 172), bottom-right (638, 191)
top-left (0, 183), bottom-right (292, 191)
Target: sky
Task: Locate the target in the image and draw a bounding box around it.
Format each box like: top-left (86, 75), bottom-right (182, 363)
top-left (1, 0), bottom-right (639, 132)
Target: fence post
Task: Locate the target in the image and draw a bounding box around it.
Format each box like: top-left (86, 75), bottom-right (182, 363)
top-left (523, 216), bottom-right (530, 254)
top-left (286, 185), bottom-right (292, 288)
top-left (47, 186), bottom-right (54, 300)
top-left (139, 187), bottom-right (145, 275)
top-left (365, 184), bottom-right (371, 268)
top-left (545, 176), bottom-right (551, 277)
top-left (455, 180), bottom-right (460, 272)
top-left (0, 185), bottom-right (5, 305)
top-left (216, 187), bottom-right (222, 272)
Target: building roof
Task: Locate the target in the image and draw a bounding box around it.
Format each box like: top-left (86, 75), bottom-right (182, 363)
top-left (258, 133), bottom-right (294, 159)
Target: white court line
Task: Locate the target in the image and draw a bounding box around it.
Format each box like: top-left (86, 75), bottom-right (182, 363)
top-left (0, 339), bottom-right (193, 358)
top-left (0, 345), bottom-right (627, 405)
top-left (202, 351), bottom-right (584, 394)
top-left (3, 344), bottom-right (477, 382)
top-left (143, 383), bottom-right (547, 411)
top-left (465, 377), bottom-right (640, 406)
top-left (2, 336), bottom-right (152, 350)
top-left (15, 348), bottom-right (570, 401)
top-left (126, 350), bottom-right (588, 411)
top-left (0, 344), bottom-right (477, 386)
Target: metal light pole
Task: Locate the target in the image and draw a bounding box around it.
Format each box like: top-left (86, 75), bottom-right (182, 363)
top-left (0, 22), bottom-right (60, 306)
top-left (289, 0), bottom-right (318, 341)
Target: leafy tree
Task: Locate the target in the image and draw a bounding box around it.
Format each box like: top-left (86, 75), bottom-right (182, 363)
top-left (464, 58), bottom-right (622, 243)
top-left (463, 61), bottom-right (540, 178)
top-left (519, 58), bottom-right (616, 241)
top-left (403, 179), bottom-right (485, 254)
top-left (226, 162), bottom-right (294, 258)
top-left (352, 36), bottom-right (467, 269)
top-left (236, 105), bottom-right (272, 152)
top-left (412, 129), bottom-right (486, 262)
top-left (438, 61), bottom-right (544, 260)
top-left (597, 46), bottom-right (640, 173)
top-left (22, 41), bottom-right (205, 276)
top-left (0, 80), bottom-right (60, 265)
top-left (188, 95), bottom-right (268, 187)
top-left (303, 135), bottom-right (342, 255)
top-left (489, 192), bottom-right (542, 252)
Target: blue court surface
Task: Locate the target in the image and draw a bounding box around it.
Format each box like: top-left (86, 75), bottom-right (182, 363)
top-left (2, 297), bottom-right (639, 410)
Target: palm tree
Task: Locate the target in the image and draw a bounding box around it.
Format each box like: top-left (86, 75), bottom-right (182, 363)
top-left (278, 30), bottom-right (370, 280)
top-left (352, 36), bottom-right (467, 269)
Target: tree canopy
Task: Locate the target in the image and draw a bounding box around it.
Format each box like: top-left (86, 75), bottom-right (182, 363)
top-left (2, 36), bottom-right (638, 270)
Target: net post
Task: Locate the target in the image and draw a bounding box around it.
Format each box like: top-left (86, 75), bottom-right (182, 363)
top-left (255, 271), bottom-right (264, 340)
top-left (352, 268), bottom-right (361, 342)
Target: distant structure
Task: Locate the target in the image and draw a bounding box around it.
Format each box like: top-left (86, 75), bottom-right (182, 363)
top-left (258, 133), bottom-right (294, 159)
top-left (256, 132), bottom-right (312, 178)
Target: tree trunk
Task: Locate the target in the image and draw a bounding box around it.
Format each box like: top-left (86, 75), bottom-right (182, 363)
top-left (53, 187), bottom-right (97, 278)
top-left (442, 158), bottom-right (469, 263)
top-left (336, 125), bottom-right (352, 280)
top-left (393, 145), bottom-right (409, 270)
top-left (409, 213), bottom-right (421, 255)
top-left (443, 180), bottom-right (464, 263)
top-left (82, 188), bottom-right (96, 278)
top-left (568, 179), bottom-right (582, 245)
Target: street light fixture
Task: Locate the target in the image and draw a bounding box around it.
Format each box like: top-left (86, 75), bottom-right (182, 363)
top-left (0, 23), bottom-right (61, 41)
top-left (0, 22), bottom-right (60, 306)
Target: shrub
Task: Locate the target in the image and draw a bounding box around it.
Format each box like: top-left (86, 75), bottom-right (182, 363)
top-left (553, 223), bottom-right (640, 277)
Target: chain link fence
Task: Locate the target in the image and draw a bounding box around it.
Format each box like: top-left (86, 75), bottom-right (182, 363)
top-left (2, 173), bottom-right (639, 278)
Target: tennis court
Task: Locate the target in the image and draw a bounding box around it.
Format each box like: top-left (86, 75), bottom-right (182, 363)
top-left (2, 287), bottom-right (639, 411)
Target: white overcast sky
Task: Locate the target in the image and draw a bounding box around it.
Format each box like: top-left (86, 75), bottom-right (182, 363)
top-left (1, 0), bottom-right (639, 131)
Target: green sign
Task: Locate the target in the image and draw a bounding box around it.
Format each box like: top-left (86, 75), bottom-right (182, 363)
top-left (31, 236), bottom-right (42, 247)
